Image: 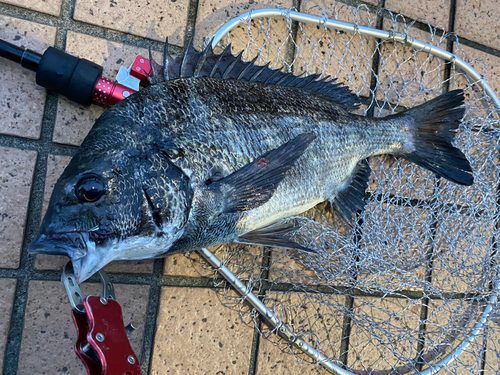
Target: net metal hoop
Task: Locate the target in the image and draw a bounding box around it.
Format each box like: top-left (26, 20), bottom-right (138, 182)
top-left (207, 8), bottom-right (500, 109)
top-left (194, 8), bottom-right (500, 375)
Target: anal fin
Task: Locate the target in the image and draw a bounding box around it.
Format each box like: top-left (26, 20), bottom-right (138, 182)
top-left (236, 221), bottom-right (315, 253)
top-left (331, 159), bottom-right (371, 222)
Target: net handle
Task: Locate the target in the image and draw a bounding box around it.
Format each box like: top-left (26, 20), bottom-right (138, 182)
top-left (208, 8), bottom-right (500, 109)
top-left (198, 247), bottom-right (352, 375)
top-left (198, 247), bottom-right (499, 375)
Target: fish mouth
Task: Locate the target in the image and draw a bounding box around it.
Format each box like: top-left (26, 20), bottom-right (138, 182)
top-left (28, 232), bottom-right (89, 260)
top-left (29, 232), bottom-right (102, 283)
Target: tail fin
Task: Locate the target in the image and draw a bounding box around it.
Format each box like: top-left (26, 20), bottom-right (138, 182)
top-left (396, 90), bottom-right (473, 186)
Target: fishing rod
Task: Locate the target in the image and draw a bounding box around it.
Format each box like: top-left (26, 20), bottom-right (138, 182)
top-left (0, 38), bottom-right (150, 106)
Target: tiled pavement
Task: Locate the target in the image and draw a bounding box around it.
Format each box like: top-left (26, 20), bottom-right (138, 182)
top-left (0, 0), bottom-right (499, 374)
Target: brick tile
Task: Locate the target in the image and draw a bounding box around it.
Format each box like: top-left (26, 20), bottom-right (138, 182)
top-left (432, 212), bottom-right (492, 294)
top-left (34, 154), bottom-right (154, 274)
top-left (53, 31), bottom-right (162, 146)
top-left (164, 244), bottom-right (262, 279)
top-left (377, 18), bottom-right (446, 108)
top-left (34, 154), bottom-right (71, 270)
top-left (164, 251), bottom-right (214, 278)
top-left (18, 281), bottom-right (149, 375)
top-left (256, 292), bottom-right (344, 374)
top-left (0, 16), bottom-right (56, 139)
top-left (452, 43), bottom-right (500, 102)
top-left (266, 203), bottom-right (353, 285)
top-left (0, 0), bottom-right (62, 16)
top-left (53, 98), bottom-right (105, 147)
top-left (73, 0), bottom-right (189, 46)
top-left (269, 246), bottom-right (347, 285)
top-left (425, 299), bottom-right (484, 372)
top-left (150, 287), bottom-right (253, 374)
top-left (357, 203), bottom-right (429, 291)
top-left (437, 129), bottom-right (497, 210)
top-left (0, 147), bottom-right (37, 268)
top-left (193, 0), bottom-right (293, 66)
top-left (485, 347), bottom-right (500, 373)
top-left (455, 0), bottom-right (500, 50)
top-left (385, 0), bottom-right (450, 28)
top-left (296, 1), bottom-right (377, 98)
top-left (348, 296), bottom-right (422, 370)
top-left (485, 309), bottom-right (500, 372)
top-left (368, 155), bottom-right (436, 200)
top-left (0, 279), bottom-right (16, 370)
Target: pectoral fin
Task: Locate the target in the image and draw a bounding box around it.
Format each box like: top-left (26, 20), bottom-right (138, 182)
top-left (209, 132), bottom-right (316, 213)
top-left (236, 221), bottom-right (315, 252)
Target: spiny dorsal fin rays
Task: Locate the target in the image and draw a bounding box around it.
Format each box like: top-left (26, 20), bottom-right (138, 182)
top-left (262, 68), bottom-right (284, 84)
top-left (294, 74), bottom-right (320, 89)
top-left (249, 62), bottom-right (271, 82)
top-left (180, 40), bottom-right (199, 78)
top-left (236, 55), bottom-right (259, 80)
top-left (209, 44), bottom-right (234, 78)
top-left (163, 37), bottom-right (174, 81)
top-left (222, 50), bottom-right (244, 80)
top-left (147, 47), bottom-right (162, 85)
top-left (193, 42), bottom-right (212, 78)
top-left (148, 37), bottom-right (360, 111)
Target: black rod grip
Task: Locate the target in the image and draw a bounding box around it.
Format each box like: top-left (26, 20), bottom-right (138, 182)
top-left (36, 47), bottom-right (103, 106)
top-left (0, 39), bottom-right (41, 72)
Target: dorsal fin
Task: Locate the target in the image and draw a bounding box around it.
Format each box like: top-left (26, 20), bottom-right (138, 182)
top-left (150, 38), bottom-right (360, 111)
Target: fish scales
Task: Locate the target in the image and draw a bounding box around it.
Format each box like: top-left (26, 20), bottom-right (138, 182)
top-left (113, 79), bottom-right (396, 232)
top-left (28, 41), bottom-right (473, 282)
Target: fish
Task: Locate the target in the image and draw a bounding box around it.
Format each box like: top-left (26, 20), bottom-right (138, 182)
top-left (28, 40), bottom-right (473, 283)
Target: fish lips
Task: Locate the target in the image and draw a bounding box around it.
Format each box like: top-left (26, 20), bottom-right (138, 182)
top-left (29, 232), bottom-right (103, 283)
top-left (28, 232), bottom-right (90, 261)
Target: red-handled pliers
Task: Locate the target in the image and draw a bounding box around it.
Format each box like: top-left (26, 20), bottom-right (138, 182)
top-left (62, 262), bottom-right (141, 375)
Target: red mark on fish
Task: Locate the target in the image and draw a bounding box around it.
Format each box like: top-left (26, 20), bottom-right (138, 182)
top-left (256, 158), bottom-right (269, 168)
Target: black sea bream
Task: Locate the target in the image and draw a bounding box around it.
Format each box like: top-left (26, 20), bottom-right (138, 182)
top-left (28, 42), bottom-right (473, 282)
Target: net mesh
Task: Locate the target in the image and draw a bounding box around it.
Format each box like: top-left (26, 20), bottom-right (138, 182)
top-left (189, 2), bottom-right (500, 373)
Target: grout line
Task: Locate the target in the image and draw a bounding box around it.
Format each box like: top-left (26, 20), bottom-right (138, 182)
top-left (414, 218), bottom-right (438, 371)
top-left (480, 326), bottom-right (488, 372)
top-left (247, 318), bottom-right (263, 375)
top-left (0, 134), bottom-right (79, 155)
top-left (285, 0), bottom-right (301, 74)
top-left (247, 247), bottom-right (272, 375)
top-left (0, 267), bottom-right (485, 300)
top-left (185, 0), bottom-right (200, 45)
top-left (338, 294), bottom-right (354, 367)
top-left (365, 0), bottom-right (385, 118)
top-left (1, 0), bottom-right (72, 368)
top-left (140, 259), bottom-right (164, 374)
top-left (0, 1), bottom-right (498, 374)
top-left (338, 216), bottom-right (365, 367)
top-left (338, 0), bottom-right (386, 366)
top-left (442, 0), bottom-right (457, 93)
top-left (414, 1), bottom-right (455, 370)
top-left (2, 276), bottom-right (30, 375)
top-left (1, 92), bottom-right (59, 374)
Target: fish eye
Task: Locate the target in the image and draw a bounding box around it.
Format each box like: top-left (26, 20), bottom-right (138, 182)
top-left (76, 175), bottom-right (105, 203)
